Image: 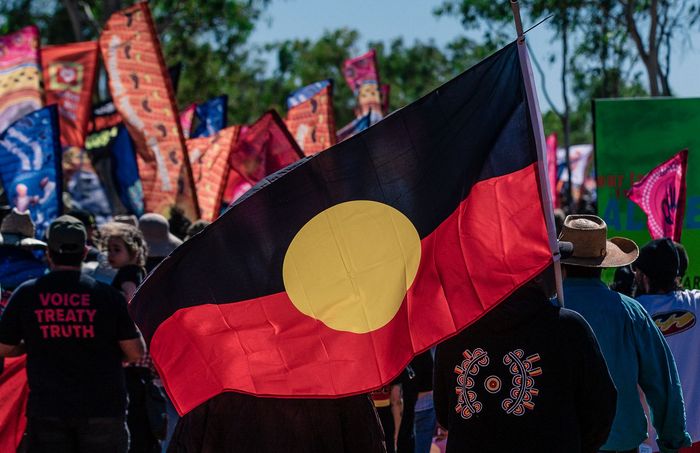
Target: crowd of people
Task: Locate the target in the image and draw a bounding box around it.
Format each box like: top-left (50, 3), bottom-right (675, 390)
top-left (0, 205), bottom-right (698, 453)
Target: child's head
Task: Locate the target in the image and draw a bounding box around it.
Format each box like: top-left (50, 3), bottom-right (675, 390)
top-left (99, 222), bottom-right (148, 269)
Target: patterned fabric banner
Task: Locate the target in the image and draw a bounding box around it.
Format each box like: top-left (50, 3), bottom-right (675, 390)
top-left (63, 146), bottom-right (113, 224)
top-left (285, 80), bottom-right (336, 156)
top-left (343, 50), bottom-right (383, 123)
top-left (100, 2), bottom-right (199, 220)
top-left (0, 106), bottom-right (62, 239)
top-left (180, 104), bottom-right (196, 139)
top-left (187, 125), bottom-right (240, 221)
top-left (627, 149), bottom-right (688, 242)
top-left (85, 102), bottom-right (143, 216)
top-left (0, 26), bottom-right (43, 134)
top-left (192, 95), bottom-right (227, 139)
top-left (41, 41), bottom-right (99, 148)
top-left (228, 110), bottom-right (302, 185)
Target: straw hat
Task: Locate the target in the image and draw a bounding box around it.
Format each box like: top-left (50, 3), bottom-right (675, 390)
top-left (0, 208), bottom-right (47, 249)
top-left (559, 215), bottom-right (638, 268)
top-left (139, 213), bottom-right (182, 258)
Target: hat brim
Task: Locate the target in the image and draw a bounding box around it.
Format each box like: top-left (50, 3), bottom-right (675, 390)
top-left (0, 233), bottom-right (47, 250)
top-left (560, 237), bottom-right (639, 268)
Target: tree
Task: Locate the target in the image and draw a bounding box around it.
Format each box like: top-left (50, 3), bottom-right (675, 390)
top-left (614, 0), bottom-right (699, 96)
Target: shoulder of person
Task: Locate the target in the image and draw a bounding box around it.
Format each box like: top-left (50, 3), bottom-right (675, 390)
top-left (617, 293), bottom-right (656, 323)
top-left (557, 307), bottom-right (596, 337)
top-left (8, 277), bottom-right (40, 299)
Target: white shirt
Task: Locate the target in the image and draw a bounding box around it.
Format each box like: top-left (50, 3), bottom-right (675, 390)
top-left (638, 289), bottom-right (700, 450)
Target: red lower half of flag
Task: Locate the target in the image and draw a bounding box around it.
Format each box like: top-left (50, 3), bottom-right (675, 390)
top-left (150, 163), bottom-right (552, 415)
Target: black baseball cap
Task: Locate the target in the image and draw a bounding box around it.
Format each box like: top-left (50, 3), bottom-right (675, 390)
top-left (633, 238), bottom-right (679, 283)
top-left (47, 215), bottom-right (87, 254)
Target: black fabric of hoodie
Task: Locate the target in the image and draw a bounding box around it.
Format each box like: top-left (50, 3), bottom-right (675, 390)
top-left (434, 287), bottom-right (617, 453)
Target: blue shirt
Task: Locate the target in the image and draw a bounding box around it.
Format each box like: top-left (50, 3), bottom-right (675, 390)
top-left (564, 278), bottom-right (691, 452)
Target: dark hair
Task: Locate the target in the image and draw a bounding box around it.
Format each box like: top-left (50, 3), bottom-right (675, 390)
top-left (610, 265), bottom-right (635, 297)
top-left (675, 242), bottom-right (689, 279)
top-left (49, 249), bottom-right (84, 267)
top-left (563, 264), bottom-right (603, 279)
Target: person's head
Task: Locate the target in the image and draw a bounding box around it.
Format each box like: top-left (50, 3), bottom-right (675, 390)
top-left (139, 213), bottom-right (183, 258)
top-left (168, 206), bottom-right (191, 240)
top-left (99, 222), bottom-right (147, 269)
top-left (633, 238), bottom-right (680, 295)
top-left (558, 215), bottom-right (638, 281)
top-left (185, 219), bottom-right (211, 241)
top-left (610, 265), bottom-right (635, 297)
top-left (46, 215), bottom-right (87, 268)
top-left (65, 208), bottom-right (97, 243)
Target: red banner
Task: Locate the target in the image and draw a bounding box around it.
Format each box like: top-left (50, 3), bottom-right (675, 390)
top-left (229, 110), bottom-right (302, 185)
top-left (99, 2), bottom-right (199, 219)
top-left (42, 41), bottom-right (98, 148)
top-left (285, 81), bottom-right (336, 156)
top-left (187, 125), bottom-right (240, 221)
top-left (627, 149), bottom-right (688, 242)
top-left (0, 26), bottom-right (43, 133)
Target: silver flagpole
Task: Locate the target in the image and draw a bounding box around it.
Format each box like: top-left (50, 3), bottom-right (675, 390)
top-left (510, 0), bottom-right (565, 306)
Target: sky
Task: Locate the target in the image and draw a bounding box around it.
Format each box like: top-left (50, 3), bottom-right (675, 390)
top-left (249, 0), bottom-right (700, 112)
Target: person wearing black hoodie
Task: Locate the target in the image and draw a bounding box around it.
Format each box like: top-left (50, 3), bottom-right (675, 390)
top-left (433, 264), bottom-right (617, 453)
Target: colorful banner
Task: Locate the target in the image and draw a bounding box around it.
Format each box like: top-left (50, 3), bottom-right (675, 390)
top-left (546, 134), bottom-right (558, 208)
top-left (129, 43), bottom-right (552, 415)
top-left (63, 146), bottom-right (113, 224)
top-left (100, 2), bottom-right (199, 220)
top-left (180, 104), bottom-right (196, 139)
top-left (0, 26), bottom-right (43, 134)
top-left (343, 49), bottom-right (379, 93)
top-left (229, 110), bottom-right (302, 185)
top-left (594, 98), bottom-right (700, 289)
top-left (285, 80), bottom-right (336, 156)
top-left (41, 41), bottom-right (99, 148)
top-left (187, 125), bottom-right (240, 221)
top-left (0, 106), bottom-right (62, 239)
top-left (343, 50), bottom-right (383, 123)
top-left (626, 149), bottom-right (688, 242)
top-left (192, 95), bottom-right (227, 139)
top-left (85, 103), bottom-right (143, 216)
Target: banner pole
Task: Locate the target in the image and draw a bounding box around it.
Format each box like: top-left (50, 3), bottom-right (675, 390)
top-left (511, 0), bottom-right (565, 306)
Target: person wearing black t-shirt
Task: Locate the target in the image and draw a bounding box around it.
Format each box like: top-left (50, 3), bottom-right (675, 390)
top-left (0, 215), bottom-right (145, 453)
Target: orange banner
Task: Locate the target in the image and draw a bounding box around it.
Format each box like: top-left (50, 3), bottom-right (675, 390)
top-left (99, 2), bottom-right (199, 219)
top-left (187, 126), bottom-right (240, 221)
top-left (285, 80), bottom-right (336, 156)
top-left (42, 41), bottom-right (98, 148)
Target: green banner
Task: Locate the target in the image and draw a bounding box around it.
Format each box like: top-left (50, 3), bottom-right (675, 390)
top-left (594, 98), bottom-right (700, 289)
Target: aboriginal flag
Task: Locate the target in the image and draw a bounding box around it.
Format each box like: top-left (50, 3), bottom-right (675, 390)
top-left (130, 42), bottom-right (553, 415)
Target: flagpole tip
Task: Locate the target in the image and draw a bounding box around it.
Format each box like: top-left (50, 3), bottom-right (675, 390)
top-left (510, 0), bottom-right (525, 42)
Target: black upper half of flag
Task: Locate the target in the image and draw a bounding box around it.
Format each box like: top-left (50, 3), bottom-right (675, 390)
top-left (131, 42), bottom-right (538, 343)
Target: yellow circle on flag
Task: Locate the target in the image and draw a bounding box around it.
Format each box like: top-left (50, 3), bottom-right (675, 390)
top-left (282, 200), bottom-right (422, 334)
